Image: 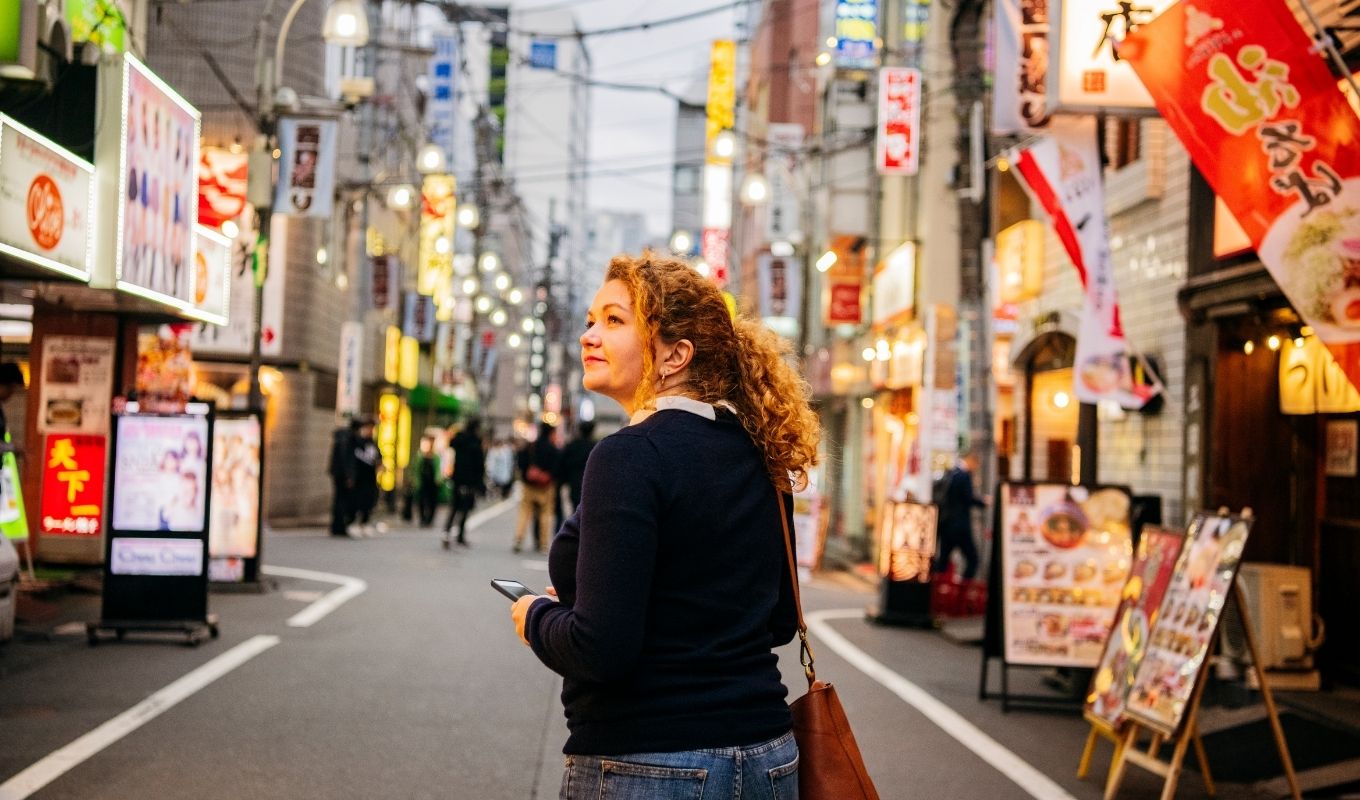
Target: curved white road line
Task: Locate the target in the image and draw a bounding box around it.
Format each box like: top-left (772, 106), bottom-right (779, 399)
top-left (807, 609), bottom-right (1079, 800)
top-left (465, 495), bottom-right (518, 531)
top-left (0, 635), bottom-right (281, 800)
top-left (260, 565), bottom-right (368, 628)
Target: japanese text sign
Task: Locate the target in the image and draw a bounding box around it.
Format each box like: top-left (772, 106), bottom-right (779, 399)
top-left (1050, 0), bottom-right (1175, 112)
top-left (835, 0), bottom-right (879, 70)
top-left (1123, 0), bottom-right (1360, 391)
top-left (40, 434), bottom-right (106, 537)
top-left (876, 67), bottom-right (923, 176)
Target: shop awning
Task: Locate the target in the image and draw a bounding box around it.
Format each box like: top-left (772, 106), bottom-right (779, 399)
top-left (406, 384), bottom-right (463, 415)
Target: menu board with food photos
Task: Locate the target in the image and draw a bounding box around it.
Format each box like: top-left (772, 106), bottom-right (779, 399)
top-left (1125, 512), bottom-right (1252, 736)
top-left (1085, 527), bottom-right (1185, 729)
top-left (1000, 483), bottom-right (1134, 667)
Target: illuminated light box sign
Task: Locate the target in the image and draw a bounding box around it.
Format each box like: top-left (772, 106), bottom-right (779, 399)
top-left (1047, 0), bottom-right (1176, 113)
top-left (39, 434), bottom-right (107, 538)
top-left (110, 413), bottom-right (208, 533)
top-left (0, 115), bottom-right (95, 281)
top-left (110, 537), bottom-right (203, 576)
top-left (94, 54), bottom-right (202, 312)
top-left (190, 225), bottom-right (230, 325)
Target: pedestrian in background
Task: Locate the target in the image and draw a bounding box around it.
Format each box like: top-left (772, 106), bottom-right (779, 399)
top-left (514, 421), bottom-right (559, 554)
top-left (509, 253), bottom-right (818, 799)
top-left (486, 438), bottom-right (516, 500)
top-left (444, 418), bottom-right (485, 548)
top-left (557, 420), bottom-right (597, 515)
top-left (415, 435), bottom-right (440, 528)
top-left (933, 449), bottom-right (986, 580)
top-left (348, 416), bottom-right (381, 537)
top-left (327, 421), bottom-right (354, 537)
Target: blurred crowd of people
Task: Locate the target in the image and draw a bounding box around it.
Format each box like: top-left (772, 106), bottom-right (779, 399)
top-left (326, 415), bottom-right (598, 546)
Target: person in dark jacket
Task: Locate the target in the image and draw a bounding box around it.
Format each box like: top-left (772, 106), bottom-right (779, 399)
top-left (508, 254), bottom-right (819, 799)
top-left (348, 416), bottom-right (381, 536)
top-left (556, 420), bottom-right (597, 514)
top-left (415, 435), bottom-right (440, 527)
top-left (327, 423), bottom-right (354, 536)
top-left (513, 421), bottom-right (559, 554)
top-left (443, 418), bottom-right (485, 548)
top-left (933, 450), bottom-right (987, 579)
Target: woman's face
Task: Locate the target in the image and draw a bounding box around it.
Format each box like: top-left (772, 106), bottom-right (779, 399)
top-left (581, 279), bottom-right (647, 411)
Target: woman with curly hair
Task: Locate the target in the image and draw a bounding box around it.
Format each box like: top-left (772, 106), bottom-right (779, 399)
top-left (509, 253), bottom-right (820, 800)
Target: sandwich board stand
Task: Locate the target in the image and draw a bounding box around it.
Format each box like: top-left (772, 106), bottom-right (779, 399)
top-left (88, 404), bottom-right (218, 646)
top-left (866, 500), bottom-right (937, 627)
top-left (206, 409), bottom-right (266, 591)
top-left (1099, 509), bottom-right (1301, 800)
top-left (979, 482), bottom-right (1135, 712)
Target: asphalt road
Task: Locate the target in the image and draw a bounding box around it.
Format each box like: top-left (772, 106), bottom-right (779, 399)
top-left (0, 499), bottom-right (1305, 799)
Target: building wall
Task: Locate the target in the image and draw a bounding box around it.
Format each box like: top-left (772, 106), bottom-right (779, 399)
top-left (1010, 120), bottom-right (1191, 525)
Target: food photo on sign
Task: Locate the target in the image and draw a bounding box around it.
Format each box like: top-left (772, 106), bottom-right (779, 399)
top-left (1000, 483), bottom-right (1133, 667)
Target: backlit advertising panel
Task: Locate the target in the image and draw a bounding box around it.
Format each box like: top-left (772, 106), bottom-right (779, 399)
top-left (110, 414), bottom-right (209, 533)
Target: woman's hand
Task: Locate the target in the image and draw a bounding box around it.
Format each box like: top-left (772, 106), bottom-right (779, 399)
top-left (511, 588), bottom-right (559, 646)
top-left (511, 594), bottom-right (540, 646)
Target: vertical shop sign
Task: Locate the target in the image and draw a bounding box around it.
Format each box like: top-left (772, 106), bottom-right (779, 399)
top-left (704, 40), bottom-right (736, 165)
top-left (764, 123), bottom-right (803, 243)
top-left (1049, 0), bottom-right (1174, 112)
top-left (1325, 419), bottom-right (1359, 477)
top-left (872, 242), bottom-right (917, 329)
top-left (426, 36), bottom-right (457, 165)
top-left (40, 434), bottom-right (106, 537)
top-left (834, 0), bottom-right (879, 70)
top-left (1123, 0), bottom-right (1360, 393)
top-left (274, 117), bottom-right (337, 218)
top-left (369, 254), bottom-right (400, 316)
top-left (102, 55), bottom-right (200, 307)
top-left (336, 321), bottom-right (363, 416)
top-left (756, 253), bottom-right (801, 338)
top-left (876, 67), bottom-right (923, 176)
top-left (418, 174), bottom-right (455, 297)
top-left (1011, 117), bottom-right (1162, 409)
top-left (37, 335), bottom-right (114, 435)
top-left (376, 392), bottom-right (400, 492)
top-left (703, 40), bottom-right (736, 287)
top-left (190, 225), bottom-right (231, 325)
top-left (0, 116), bottom-right (95, 281)
top-left (403, 293), bottom-right (435, 344)
top-left (992, 0), bottom-right (1050, 132)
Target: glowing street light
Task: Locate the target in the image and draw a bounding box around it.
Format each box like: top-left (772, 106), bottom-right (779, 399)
top-left (493, 273), bottom-right (511, 292)
top-left (386, 184), bottom-right (414, 210)
top-left (417, 143), bottom-right (446, 174)
top-left (507, 288), bottom-right (524, 305)
top-left (490, 308), bottom-right (508, 327)
top-left (474, 295), bottom-right (494, 314)
top-left (457, 204), bottom-right (480, 229)
top-left (478, 251), bottom-right (500, 273)
top-left (740, 173), bottom-right (769, 205)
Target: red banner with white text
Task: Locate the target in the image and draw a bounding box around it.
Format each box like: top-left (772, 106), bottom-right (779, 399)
top-left (1123, 0), bottom-right (1360, 389)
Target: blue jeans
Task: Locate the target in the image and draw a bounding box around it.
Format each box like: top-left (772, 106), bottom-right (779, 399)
top-left (560, 730), bottom-right (799, 800)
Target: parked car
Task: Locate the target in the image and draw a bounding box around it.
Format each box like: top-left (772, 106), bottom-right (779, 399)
top-left (0, 535), bottom-right (17, 642)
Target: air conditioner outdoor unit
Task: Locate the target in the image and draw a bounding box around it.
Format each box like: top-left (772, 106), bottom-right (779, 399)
top-left (1220, 563), bottom-right (1323, 691)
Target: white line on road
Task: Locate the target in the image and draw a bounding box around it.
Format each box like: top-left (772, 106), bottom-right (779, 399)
top-left (807, 609), bottom-right (1079, 800)
top-left (0, 635), bottom-right (280, 800)
top-left (465, 495), bottom-right (517, 531)
top-left (260, 565), bottom-right (368, 628)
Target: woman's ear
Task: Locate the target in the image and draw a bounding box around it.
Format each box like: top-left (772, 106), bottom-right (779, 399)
top-left (658, 339), bottom-right (695, 375)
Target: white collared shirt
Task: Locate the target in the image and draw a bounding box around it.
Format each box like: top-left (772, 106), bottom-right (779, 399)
top-left (630, 395), bottom-right (735, 425)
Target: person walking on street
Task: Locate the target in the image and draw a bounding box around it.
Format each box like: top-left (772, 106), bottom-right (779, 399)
top-left (557, 420), bottom-right (597, 515)
top-left (486, 438), bottom-right (515, 499)
top-left (443, 418), bottom-right (485, 548)
top-left (508, 253), bottom-right (818, 799)
top-left (415, 435), bottom-right (440, 527)
top-left (327, 421), bottom-right (354, 537)
top-left (933, 449), bottom-right (986, 579)
top-left (348, 416), bottom-right (381, 537)
top-left (514, 421), bottom-right (559, 554)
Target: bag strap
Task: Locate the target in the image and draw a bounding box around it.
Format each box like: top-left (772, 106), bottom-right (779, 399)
top-left (775, 488), bottom-right (817, 689)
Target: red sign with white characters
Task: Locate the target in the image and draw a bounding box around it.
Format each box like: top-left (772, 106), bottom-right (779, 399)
top-left (40, 434), bottom-right (107, 536)
top-left (27, 174), bottom-right (63, 250)
top-left (701, 227), bottom-right (730, 286)
top-left (876, 67), bottom-right (923, 175)
top-left (1123, 0), bottom-right (1360, 389)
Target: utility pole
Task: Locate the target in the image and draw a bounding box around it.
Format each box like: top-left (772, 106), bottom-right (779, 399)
top-left (464, 107), bottom-right (493, 411)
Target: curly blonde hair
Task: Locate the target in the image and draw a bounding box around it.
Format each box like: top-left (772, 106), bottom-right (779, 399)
top-left (605, 252), bottom-right (820, 492)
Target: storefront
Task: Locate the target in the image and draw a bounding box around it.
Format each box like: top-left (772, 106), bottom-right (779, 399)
top-left (1181, 174), bottom-right (1360, 684)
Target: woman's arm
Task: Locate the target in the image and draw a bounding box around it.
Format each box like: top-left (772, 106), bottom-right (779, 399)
top-left (524, 434), bottom-right (661, 683)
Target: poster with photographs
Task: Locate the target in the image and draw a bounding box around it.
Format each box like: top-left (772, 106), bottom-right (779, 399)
top-left (118, 57), bottom-right (199, 305)
top-left (1000, 483), bottom-right (1133, 667)
top-left (878, 501), bottom-right (937, 583)
top-left (37, 336), bottom-right (115, 434)
top-left (1126, 512), bottom-right (1253, 735)
top-left (110, 414), bottom-right (209, 533)
top-left (208, 416), bottom-right (260, 560)
top-left (1085, 527), bottom-right (1185, 729)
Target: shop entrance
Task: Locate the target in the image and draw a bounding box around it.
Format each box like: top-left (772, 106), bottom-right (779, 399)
top-left (1017, 332), bottom-right (1079, 484)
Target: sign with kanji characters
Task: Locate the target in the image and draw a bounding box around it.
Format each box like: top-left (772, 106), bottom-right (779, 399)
top-left (1050, 0), bottom-right (1175, 112)
top-left (993, 0), bottom-right (1051, 132)
top-left (40, 434), bottom-right (106, 537)
top-left (876, 67), bottom-right (923, 175)
top-left (1123, 0), bottom-right (1360, 393)
top-left (834, 0), bottom-right (879, 70)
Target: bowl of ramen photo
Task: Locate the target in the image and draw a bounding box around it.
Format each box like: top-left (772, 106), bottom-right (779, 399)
top-left (1039, 499), bottom-right (1089, 549)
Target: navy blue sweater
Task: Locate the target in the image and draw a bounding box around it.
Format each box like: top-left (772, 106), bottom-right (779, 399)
top-left (525, 408), bottom-right (799, 755)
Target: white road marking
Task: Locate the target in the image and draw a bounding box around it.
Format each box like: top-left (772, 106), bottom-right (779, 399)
top-left (0, 635), bottom-right (280, 800)
top-left (51, 622), bottom-right (87, 636)
top-left (281, 589), bottom-right (325, 603)
top-left (807, 609), bottom-right (1079, 800)
top-left (260, 565), bottom-right (368, 628)
top-left (521, 560), bottom-right (550, 572)
top-left (465, 495), bottom-right (517, 531)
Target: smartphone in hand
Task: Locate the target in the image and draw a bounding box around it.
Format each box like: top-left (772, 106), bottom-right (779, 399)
top-left (490, 578), bottom-right (535, 601)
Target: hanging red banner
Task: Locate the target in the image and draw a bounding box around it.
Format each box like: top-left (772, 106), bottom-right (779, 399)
top-left (40, 434), bottom-right (107, 537)
top-left (1123, 0), bottom-right (1360, 389)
